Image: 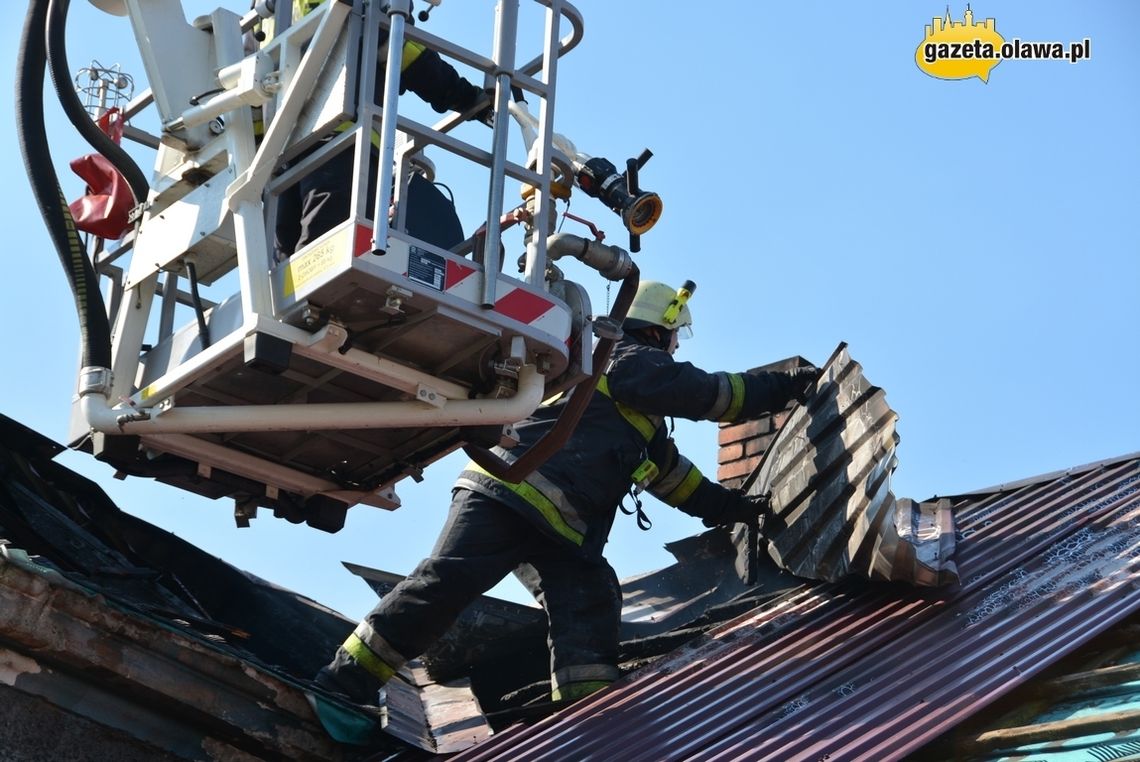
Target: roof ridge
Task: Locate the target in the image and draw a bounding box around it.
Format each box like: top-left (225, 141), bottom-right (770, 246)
top-left (936, 450), bottom-right (1140, 500)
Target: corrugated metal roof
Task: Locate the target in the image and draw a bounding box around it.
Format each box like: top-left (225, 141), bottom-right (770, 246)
top-left (454, 456), bottom-right (1140, 761)
top-left (921, 609), bottom-right (1140, 760)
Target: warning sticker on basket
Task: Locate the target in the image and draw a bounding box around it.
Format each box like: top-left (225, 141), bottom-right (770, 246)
top-left (408, 246), bottom-right (445, 291)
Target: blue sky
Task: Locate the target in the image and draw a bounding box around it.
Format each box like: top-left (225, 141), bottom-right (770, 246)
top-left (3, 1), bottom-right (1137, 619)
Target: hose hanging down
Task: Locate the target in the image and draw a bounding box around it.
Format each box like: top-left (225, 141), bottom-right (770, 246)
top-left (16, 0), bottom-right (112, 370)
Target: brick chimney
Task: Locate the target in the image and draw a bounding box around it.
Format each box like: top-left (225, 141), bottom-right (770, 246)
top-left (718, 355), bottom-right (814, 585)
top-left (717, 356), bottom-right (813, 491)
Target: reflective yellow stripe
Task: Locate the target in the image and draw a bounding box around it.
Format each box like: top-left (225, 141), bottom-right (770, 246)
top-left (615, 400), bottom-right (657, 441)
top-left (663, 465), bottom-right (702, 506)
top-left (401, 40), bottom-right (427, 71)
top-left (551, 680), bottom-right (611, 702)
top-left (342, 633), bottom-right (397, 683)
top-left (466, 464), bottom-right (585, 546)
top-left (720, 372), bottom-right (746, 422)
top-left (648, 452), bottom-right (688, 496)
top-left (596, 375), bottom-right (657, 442)
top-left (297, 1), bottom-right (419, 64)
top-left (334, 121), bottom-right (383, 150)
top-left (330, 41), bottom-right (427, 149)
top-left (295, 0), bottom-right (323, 18)
top-left (353, 621), bottom-right (406, 670)
top-left (553, 663), bottom-right (620, 686)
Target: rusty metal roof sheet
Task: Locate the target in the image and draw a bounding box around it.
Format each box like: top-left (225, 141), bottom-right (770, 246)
top-left (754, 342), bottom-right (958, 586)
top-left (454, 453), bottom-right (1140, 762)
top-left (921, 608), bottom-right (1140, 759)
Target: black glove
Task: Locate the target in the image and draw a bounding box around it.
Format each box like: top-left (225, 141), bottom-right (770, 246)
top-left (789, 365), bottom-right (821, 405)
top-left (469, 88), bottom-right (495, 127)
top-left (402, 51), bottom-right (492, 125)
top-left (702, 490), bottom-right (772, 528)
top-left (448, 83), bottom-right (494, 126)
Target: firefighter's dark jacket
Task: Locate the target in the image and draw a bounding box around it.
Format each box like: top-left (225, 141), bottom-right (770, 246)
top-left (284, 0), bottom-right (483, 115)
top-left (456, 338), bottom-right (802, 558)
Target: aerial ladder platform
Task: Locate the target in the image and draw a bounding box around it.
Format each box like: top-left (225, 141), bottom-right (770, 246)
top-left (20, 0), bottom-right (662, 531)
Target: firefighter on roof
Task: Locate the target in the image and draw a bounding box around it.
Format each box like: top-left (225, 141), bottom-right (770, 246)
top-left (315, 280), bottom-right (820, 706)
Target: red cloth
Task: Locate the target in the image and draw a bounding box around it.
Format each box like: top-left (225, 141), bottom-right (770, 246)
top-left (69, 153), bottom-right (133, 239)
top-left (68, 109), bottom-right (134, 240)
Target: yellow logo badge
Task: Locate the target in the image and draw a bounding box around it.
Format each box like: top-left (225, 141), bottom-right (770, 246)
top-left (916, 6), bottom-right (1004, 83)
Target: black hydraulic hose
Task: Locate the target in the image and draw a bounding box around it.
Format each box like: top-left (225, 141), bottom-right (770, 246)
top-left (184, 262), bottom-right (211, 350)
top-left (17, 0), bottom-right (112, 369)
top-left (46, 0), bottom-right (150, 205)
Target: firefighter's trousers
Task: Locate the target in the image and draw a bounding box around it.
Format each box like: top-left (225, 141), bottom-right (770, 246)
top-left (324, 489), bottom-right (622, 703)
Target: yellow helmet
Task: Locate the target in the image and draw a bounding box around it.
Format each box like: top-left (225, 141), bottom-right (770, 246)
top-left (624, 280), bottom-right (695, 339)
